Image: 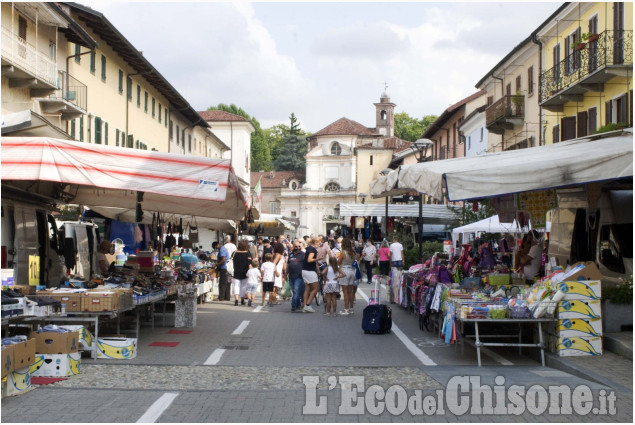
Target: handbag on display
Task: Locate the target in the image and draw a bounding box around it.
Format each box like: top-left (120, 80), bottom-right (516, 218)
top-left (187, 217), bottom-right (199, 244)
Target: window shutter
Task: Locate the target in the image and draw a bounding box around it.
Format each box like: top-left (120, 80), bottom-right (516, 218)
top-left (74, 44), bottom-right (80, 63)
top-left (118, 70), bottom-right (123, 94)
top-left (70, 120), bottom-right (76, 139)
top-left (101, 55), bottom-right (106, 81)
top-left (90, 51), bottom-right (95, 73)
top-left (588, 108), bottom-right (597, 134)
top-left (116, 129), bottom-right (120, 147)
top-left (618, 93), bottom-right (628, 123)
top-left (553, 125), bottom-right (560, 144)
top-left (605, 100), bottom-right (613, 124)
top-left (94, 117), bottom-right (102, 144)
top-left (104, 122), bottom-right (108, 145)
top-left (79, 116), bottom-right (84, 141)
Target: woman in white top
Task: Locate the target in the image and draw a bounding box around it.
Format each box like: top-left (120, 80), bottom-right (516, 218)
top-left (322, 254), bottom-right (345, 316)
top-left (517, 230), bottom-right (544, 284)
top-left (273, 242), bottom-right (286, 304)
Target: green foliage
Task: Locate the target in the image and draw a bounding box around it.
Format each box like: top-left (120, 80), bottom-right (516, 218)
top-left (271, 113), bottom-right (309, 171)
top-left (207, 103), bottom-right (261, 130)
top-left (56, 204), bottom-right (81, 221)
top-left (403, 241), bottom-right (443, 268)
top-left (449, 200), bottom-right (498, 230)
top-left (394, 113), bottom-right (438, 142)
top-left (604, 275), bottom-right (633, 305)
top-left (595, 122), bottom-right (629, 134)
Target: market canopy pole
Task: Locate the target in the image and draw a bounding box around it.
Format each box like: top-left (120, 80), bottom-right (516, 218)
top-left (1, 136), bottom-right (249, 221)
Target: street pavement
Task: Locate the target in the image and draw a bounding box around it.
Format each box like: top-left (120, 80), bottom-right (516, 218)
top-left (1, 281), bottom-right (632, 423)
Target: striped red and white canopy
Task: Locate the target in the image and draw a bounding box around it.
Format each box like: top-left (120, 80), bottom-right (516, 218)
top-left (1, 137), bottom-right (248, 221)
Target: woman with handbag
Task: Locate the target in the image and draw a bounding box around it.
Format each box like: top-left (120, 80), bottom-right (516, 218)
top-left (272, 242), bottom-right (286, 305)
top-left (301, 236), bottom-right (320, 313)
top-left (338, 238), bottom-right (360, 316)
top-left (232, 240), bottom-right (252, 306)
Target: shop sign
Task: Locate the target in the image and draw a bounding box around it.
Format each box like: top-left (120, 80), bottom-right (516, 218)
top-left (323, 215), bottom-right (344, 222)
top-left (28, 255), bottom-right (40, 286)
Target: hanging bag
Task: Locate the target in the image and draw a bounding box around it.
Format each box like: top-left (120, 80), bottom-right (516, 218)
top-left (352, 260), bottom-right (362, 280)
top-left (188, 217), bottom-right (199, 244)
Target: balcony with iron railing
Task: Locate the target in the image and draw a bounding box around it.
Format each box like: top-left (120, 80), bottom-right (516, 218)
top-left (39, 71), bottom-right (87, 120)
top-left (540, 30), bottom-right (633, 110)
top-left (1, 26), bottom-right (57, 88)
top-left (485, 94), bottom-right (525, 135)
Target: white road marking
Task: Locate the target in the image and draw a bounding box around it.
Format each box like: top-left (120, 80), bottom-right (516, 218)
top-left (358, 288), bottom-right (437, 366)
top-left (204, 348), bottom-right (226, 365)
top-left (232, 320), bottom-right (250, 335)
top-left (136, 392), bottom-right (179, 423)
top-left (253, 306), bottom-right (264, 312)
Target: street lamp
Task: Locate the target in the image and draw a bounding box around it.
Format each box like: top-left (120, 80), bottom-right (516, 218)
top-left (411, 138), bottom-right (433, 261)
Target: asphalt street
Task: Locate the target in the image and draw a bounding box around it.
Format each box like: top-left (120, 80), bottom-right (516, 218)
top-left (1, 282), bottom-right (632, 423)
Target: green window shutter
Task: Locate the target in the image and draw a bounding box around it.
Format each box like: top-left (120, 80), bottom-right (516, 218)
top-left (127, 77), bottom-right (132, 100)
top-left (79, 116), bottom-right (84, 141)
top-left (116, 129), bottom-right (120, 147)
top-left (90, 51), bottom-right (95, 74)
top-left (158, 104), bottom-right (162, 123)
top-left (122, 132), bottom-right (126, 147)
top-left (104, 122), bottom-right (108, 145)
top-left (165, 110), bottom-right (168, 127)
top-left (135, 140), bottom-right (139, 149)
top-left (70, 119), bottom-right (76, 139)
top-left (94, 117), bottom-right (102, 144)
top-left (152, 98), bottom-right (155, 117)
top-left (101, 55), bottom-right (107, 81)
top-left (137, 85), bottom-right (141, 106)
top-left (118, 70), bottom-right (123, 94)
top-left (74, 44), bottom-right (80, 63)
top-left (144, 92), bottom-right (148, 112)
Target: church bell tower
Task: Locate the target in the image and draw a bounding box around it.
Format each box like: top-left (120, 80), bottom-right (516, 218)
top-left (374, 84), bottom-right (396, 137)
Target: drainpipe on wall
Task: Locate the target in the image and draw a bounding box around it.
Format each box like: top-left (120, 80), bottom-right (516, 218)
top-left (532, 33), bottom-right (543, 146)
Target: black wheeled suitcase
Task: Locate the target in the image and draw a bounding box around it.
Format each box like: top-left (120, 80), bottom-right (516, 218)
top-left (362, 276), bottom-right (392, 334)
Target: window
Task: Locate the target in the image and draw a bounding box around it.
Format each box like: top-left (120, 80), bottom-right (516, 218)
top-left (158, 104), bottom-right (162, 123)
top-left (74, 44), bottom-right (80, 63)
top-left (290, 180), bottom-right (298, 190)
top-left (381, 110), bottom-right (387, 120)
top-left (144, 92), bottom-right (148, 112)
top-left (467, 136), bottom-right (471, 150)
top-left (515, 75), bottom-right (521, 92)
top-left (565, 28), bottom-right (581, 75)
top-left (577, 111), bottom-right (588, 137)
top-left (152, 98), bottom-right (155, 118)
top-left (104, 123), bottom-right (108, 145)
top-left (49, 42), bottom-right (56, 61)
top-left (127, 76), bottom-right (132, 101)
top-left (270, 202), bottom-right (280, 214)
top-left (118, 70), bottom-right (123, 94)
top-left (165, 110), bottom-right (168, 127)
top-left (370, 155), bottom-right (373, 165)
top-left (480, 127), bottom-right (484, 142)
top-left (176, 125), bottom-right (180, 145)
top-left (121, 132), bottom-right (126, 148)
top-left (552, 125), bottom-right (560, 144)
top-left (505, 83), bottom-right (511, 96)
top-left (90, 51), bottom-right (95, 74)
top-left (487, 96), bottom-right (493, 106)
top-left (527, 66), bottom-right (534, 96)
top-left (291, 211), bottom-right (297, 218)
top-left (182, 129), bottom-right (185, 147)
top-left (588, 107), bottom-right (597, 134)
top-left (94, 117), bottom-right (102, 144)
top-left (101, 55), bottom-right (106, 81)
top-left (70, 119), bottom-right (76, 139)
top-left (116, 129), bottom-right (120, 147)
top-left (79, 116), bottom-right (84, 142)
top-left (324, 182), bottom-right (340, 192)
top-left (330, 142), bottom-right (342, 156)
top-left (188, 135), bottom-right (192, 152)
top-left (561, 116), bottom-right (576, 141)
top-left (588, 15), bottom-right (599, 72)
top-left (137, 85), bottom-right (141, 107)
top-left (169, 121), bottom-right (174, 141)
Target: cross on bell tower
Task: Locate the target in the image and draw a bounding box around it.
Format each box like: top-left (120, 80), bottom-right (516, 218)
top-left (374, 84), bottom-right (396, 137)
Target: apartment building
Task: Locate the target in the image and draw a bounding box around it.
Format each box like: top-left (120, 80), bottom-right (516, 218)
top-left (537, 2), bottom-right (633, 142)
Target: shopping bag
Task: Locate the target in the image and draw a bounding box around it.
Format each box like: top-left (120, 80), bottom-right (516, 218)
top-left (352, 260), bottom-right (362, 280)
top-left (279, 278), bottom-right (292, 298)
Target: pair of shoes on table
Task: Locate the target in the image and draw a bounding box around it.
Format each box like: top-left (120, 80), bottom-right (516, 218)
top-left (303, 305), bottom-right (315, 313)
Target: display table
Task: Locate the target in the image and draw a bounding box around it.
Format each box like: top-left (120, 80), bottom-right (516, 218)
top-left (456, 317), bottom-right (555, 367)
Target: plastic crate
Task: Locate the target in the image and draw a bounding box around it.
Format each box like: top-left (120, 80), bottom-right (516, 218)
top-left (487, 274), bottom-right (510, 286)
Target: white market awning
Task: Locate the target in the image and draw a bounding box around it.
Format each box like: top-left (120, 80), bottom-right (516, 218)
top-left (371, 129), bottom-right (633, 202)
top-left (1, 137), bottom-right (248, 221)
top-left (339, 203), bottom-right (458, 224)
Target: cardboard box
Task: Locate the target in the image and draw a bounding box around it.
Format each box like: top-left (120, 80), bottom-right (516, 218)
top-left (556, 317), bottom-right (603, 338)
top-left (565, 261), bottom-right (604, 281)
top-left (11, 339), bottom-right (36, 370)
top-left (556, 280), bottom-right (601, 300)
top-left (558, 299), bottom-right (601, 319)
top-left (32, 352), bottom-right (81, 377)
top-left (5, 365), bottom-right (33, 396)
top-left (556, 336), bottom-right (603, 356)
top-left (82, 291), bottom-right (119, 312)
top-left (1, 269), bottom-right (14, 287)
top-left (59, 325), bottom-right (94, 350)
top-left (96, 337), bottom-right (137, 359)
top-left (1, 345), bottom-right (14, 378)
top-left (32, 331), bottom-right (79, 354)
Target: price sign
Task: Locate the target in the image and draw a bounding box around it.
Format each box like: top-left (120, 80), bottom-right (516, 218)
top-left (28, 255), bottom-right (40, 286)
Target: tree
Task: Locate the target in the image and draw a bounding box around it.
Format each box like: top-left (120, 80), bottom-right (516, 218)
top-left (394, 112), bottom-right (438, 142)
top-left (271, 113), bottom-right (309, 171)
top-left (449, 200), bottom-right (498, 230)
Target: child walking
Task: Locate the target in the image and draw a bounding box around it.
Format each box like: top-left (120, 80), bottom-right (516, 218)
top-left (260, 253), bottom-right (276, 307)
top-left (321, 254), bottom-right (345, 317)
top-left (245, 259), bottom-right (261, 307)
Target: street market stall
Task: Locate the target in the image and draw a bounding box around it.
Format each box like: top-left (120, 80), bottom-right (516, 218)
top-left (370, 129), bottom-right (632, 362)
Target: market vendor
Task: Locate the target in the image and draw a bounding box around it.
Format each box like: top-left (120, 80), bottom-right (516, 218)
top-left (97, 240), bottom-right (113, 276)
top-left (516, 230), bottom-right (543, 284)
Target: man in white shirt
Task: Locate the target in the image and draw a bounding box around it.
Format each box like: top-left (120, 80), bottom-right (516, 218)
top-left (361, 239), bottom-right (377, 283)
top-left (224, 234), bottom-right (237, 276)
top-left (389, 236), bottom-right (404, 269)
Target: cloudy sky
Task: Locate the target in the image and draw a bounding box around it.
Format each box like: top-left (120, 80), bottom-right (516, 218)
top-left (88, 1), bottom-right (559, 131)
